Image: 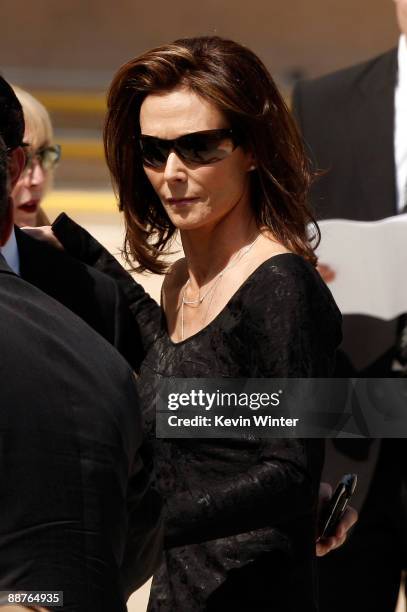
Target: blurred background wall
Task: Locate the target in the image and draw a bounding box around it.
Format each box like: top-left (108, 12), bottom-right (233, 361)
top-left (0, 0), bottom-right (399, 191)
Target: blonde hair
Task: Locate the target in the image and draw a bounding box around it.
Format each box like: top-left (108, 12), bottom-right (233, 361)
top-left (12, 86), bottom-right (55, 225)
top-left (13, 86), bottom-right (54, 148)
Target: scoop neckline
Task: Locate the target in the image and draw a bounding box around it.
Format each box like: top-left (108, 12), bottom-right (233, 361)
top-left (164, 252), bottom-right (302, 347)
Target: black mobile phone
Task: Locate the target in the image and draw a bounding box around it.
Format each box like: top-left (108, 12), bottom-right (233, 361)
top-left (320, 474), bottom-right (357, 539)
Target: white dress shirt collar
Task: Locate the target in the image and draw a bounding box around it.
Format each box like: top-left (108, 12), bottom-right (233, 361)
top-left (0, 227), bottom-right (20, 275)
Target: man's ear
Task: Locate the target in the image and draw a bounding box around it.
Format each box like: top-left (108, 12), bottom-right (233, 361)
top-left (8, 146), bottom-right (25, 188)
top-left (0, 196), bottom-right (14, 246)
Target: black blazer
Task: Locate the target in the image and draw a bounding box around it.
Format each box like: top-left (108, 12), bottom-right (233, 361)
top-left (292, 49), bottom-right (400, 373)
top-left (293, 48), bottom-right (397, 221)
top-left (0, 255), bottom-right (162, 610)
top-left (291, 50), bottom-right (404, 518)
top-left (15, 227), bottom-right (144, 371)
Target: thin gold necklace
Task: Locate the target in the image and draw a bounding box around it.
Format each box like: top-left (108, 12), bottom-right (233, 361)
top-left (180, 233), bottom-right (261, 341)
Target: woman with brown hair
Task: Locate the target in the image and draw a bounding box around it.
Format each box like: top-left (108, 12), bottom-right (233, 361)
top-left (29, 37), bottom-right (342, 611)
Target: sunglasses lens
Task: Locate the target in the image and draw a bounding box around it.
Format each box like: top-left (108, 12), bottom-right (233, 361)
top-left (140, 138), bottom-right (170, 168)
top-left (178, 132), bottom-right (235, 164)
top-left (139, 130), bottom-right (237, 168)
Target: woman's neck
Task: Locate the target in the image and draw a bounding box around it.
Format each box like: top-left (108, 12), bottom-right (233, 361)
top-left (180, 204), bottom-right (258, 289)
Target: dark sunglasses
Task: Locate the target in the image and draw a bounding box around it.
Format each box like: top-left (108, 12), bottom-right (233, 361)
top-left (139, 128), bottom-right (239, 168)
top-left (23, 144), bottom-right (61, 172)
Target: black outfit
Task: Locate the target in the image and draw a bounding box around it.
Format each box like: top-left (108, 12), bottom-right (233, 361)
top-left (53, 213), bottom-right (342, 612)
top-left (292, 49), bottom-right (405, 612)
top-left (0, 254), bottom-right (162, 611)
top-left (317, 441), bottom-right (405, 612)
top-left (293, 49), bottom-right (397, 223)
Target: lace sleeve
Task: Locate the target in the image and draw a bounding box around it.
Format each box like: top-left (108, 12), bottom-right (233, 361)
top-left (52, 213), bottom-right (162, 358)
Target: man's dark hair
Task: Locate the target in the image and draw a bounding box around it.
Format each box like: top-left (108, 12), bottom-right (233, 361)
top-left (0, 75), bottom-right (24, 149)
top-left (0, 136), bottom-right (9, 232)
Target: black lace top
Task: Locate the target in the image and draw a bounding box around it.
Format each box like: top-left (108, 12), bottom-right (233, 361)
top-left (53, 214), bottom-right (342, 612)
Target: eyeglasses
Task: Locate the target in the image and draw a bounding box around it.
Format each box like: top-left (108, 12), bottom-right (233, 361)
top-left (23, 144), bottom-right (61, 173)
top-left (139, 128), bottom-right (239, 169)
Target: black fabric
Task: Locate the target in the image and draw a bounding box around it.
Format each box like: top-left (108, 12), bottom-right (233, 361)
top-left (394, 313), bottom-right (407, 370)
top-left (395, 205), bottom-right (407, 369)
top-left (50, 216), bottom-right (161, 361)
top-left (53, 214), bottom-right (342, 612)
top-left (141, 256), bottom-right (340, 612)
top-left (292, 48), bottom-right (397, 222)
top-left (0, 255), bottom-right (162, 610)
top-left (0, 75), bottom-right (24, 149)
top-left (15, 226), bottom-right (144, 371)
top-left (292, 50), bottom-right (406, 611)
top-left (318, 440), bottom-right (405, 612)
top-left (292, 48), bottom-right (399, 373)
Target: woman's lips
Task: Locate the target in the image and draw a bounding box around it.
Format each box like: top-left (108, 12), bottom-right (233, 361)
top-left (166, 197), bottom-right (199, 206)
top-left (18, 200), bottom-right (39, 214)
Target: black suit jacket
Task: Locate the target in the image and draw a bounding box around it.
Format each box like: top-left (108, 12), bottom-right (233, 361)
top-left (15, 227), bottom-right (144, 372)
top-left (0, 255), bottom-right (162, 610)
top-left (293, 48), bottom-right (397, 221)
top-left (292, 50), bottom-right (405, 516)
top-left (293, 49), bottom-right (400, 372)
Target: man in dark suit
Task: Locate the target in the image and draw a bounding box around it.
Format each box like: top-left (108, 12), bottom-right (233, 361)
top-left (292, 3), bottom-right (407, 610)
top-left (0, 135), bottom-right (162, 609)
top-left (0, 75), bottom-right (143, 371)
top-left (292, 46), bottom-right (400, 372)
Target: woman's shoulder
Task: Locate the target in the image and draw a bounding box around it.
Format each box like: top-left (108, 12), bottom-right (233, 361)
top-left (230, 253), bottom-right (341, 376)
top-left (239, 252), bottom-right (341, 325)
top-left (242, 252), bottom-right (327, 298)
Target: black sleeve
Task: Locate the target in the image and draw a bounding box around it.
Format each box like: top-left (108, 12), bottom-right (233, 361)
top-left (52, 213), bottom-right (162, 359)
top-left (102, 276), bottom-right (147, 372)
top-left (120, 444), bottom-right (164, 596)
top-left (164, 438), bottom-right (322, 549)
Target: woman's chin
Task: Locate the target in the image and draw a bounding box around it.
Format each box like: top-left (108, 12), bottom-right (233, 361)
top-left (15, 211), bottom-right (38, 228)
top-left (167, 209), bottom-right (223, 233)
top-left (168, 212), bottom-right (207, 231)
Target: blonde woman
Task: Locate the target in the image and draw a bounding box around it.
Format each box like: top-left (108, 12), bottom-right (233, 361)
top-left (12, 87), bottom-right (60, 227)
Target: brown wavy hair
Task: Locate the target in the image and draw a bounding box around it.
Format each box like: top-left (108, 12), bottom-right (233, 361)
top-left (104, 36), bottom-right (319, 274)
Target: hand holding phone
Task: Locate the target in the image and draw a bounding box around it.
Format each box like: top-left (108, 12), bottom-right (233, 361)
top-left (319, 473), bottom-right (357, 539)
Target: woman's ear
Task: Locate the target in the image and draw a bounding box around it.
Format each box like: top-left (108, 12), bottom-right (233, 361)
top-left (246, 150), bottom-right (257, 172)
top-left (8, 147), bottom-right (25, 188)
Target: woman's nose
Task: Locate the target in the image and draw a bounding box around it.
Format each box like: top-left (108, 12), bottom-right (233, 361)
top-left (163, 150), bottom-right (188, 183)
top-left (27, 159), bottom-right (46, 186)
